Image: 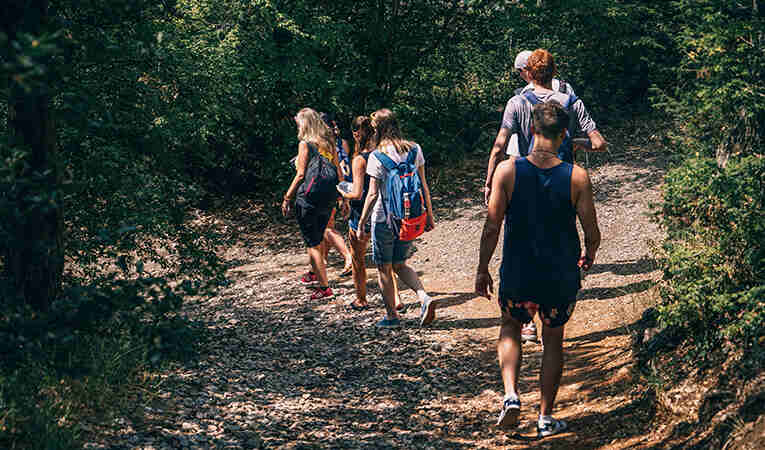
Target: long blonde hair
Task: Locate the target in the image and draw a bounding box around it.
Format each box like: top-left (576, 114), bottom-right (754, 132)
top-left (371, 108), bottom-right (415, 155)
top-left (296, 107), bottom-right (334, 153)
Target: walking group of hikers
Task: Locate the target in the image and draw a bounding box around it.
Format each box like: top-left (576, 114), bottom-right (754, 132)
top-left (280, 49), bottom-right (605, 439)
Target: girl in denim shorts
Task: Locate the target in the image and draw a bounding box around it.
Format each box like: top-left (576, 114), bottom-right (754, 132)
top-left (355, 109), bottom-right (437, 328)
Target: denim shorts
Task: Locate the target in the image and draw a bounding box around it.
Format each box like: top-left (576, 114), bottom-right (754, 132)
top-left (372, 220), bottom-right (412, 265)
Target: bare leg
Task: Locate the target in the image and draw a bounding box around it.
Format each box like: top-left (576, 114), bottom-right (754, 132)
top-left (391, 262), bottom-right (424, 293)
top-left (393, 275), bottom-right (403, 309)
top-left (324, 210), bottom-right (352, 270)
top-left (348, 229), bottom-right (369, 307)
top-left (376, 263), bottom-right (400, 319)
top-left (307, 241), bottom-right (329, 287)
top-left (540, 323), bottom-right (565, 416)
top-left (498, 310), bottom-right (523, 397)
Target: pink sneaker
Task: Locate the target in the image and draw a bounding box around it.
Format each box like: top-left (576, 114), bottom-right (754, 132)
top-left (300, 272), bottom-right (318, 285)
top-left (310, 287), bottom-right (334, 301)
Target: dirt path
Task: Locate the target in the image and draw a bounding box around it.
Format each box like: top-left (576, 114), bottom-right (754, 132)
top-left (86, 148), bottom-right (668, 449)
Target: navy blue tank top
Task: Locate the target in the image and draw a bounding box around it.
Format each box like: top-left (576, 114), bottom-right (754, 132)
top-left (499, 158), bottom-right (581, 304)
top-left (337, 138), bottom-right (352, 182)
top-left (349, 152), bottom-right (371, 223)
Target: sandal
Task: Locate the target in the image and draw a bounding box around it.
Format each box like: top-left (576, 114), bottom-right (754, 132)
top-left (339, 265), bottom-right (353, 277)
top-left (346, 302), bottom-right (368, 311)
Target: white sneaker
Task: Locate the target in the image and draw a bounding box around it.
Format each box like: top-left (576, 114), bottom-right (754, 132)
top-left (419, 295), bottom-right (436, 327)
top-left (521, 321), bottom-right (538, 343)
top-left (537, 417), bottom-right (568, 438)
top-left (496, 395), bottom-right (521, 428)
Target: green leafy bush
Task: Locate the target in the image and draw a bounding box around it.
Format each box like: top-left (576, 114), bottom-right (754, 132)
top-left (658, 156), bottom-right (765, 350)
top-left (652, 0), bottom-right (764, 158)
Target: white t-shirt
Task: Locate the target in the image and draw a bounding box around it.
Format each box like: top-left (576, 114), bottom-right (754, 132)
top-left (366, 144), bottom-right (425, 223)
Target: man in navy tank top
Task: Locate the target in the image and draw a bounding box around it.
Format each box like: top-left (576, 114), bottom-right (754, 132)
top-left (475, 102), bottom-right (601, 438)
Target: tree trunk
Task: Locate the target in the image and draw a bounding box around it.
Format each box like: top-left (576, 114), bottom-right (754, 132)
top-left (3, 0), bottom-right (63, 311)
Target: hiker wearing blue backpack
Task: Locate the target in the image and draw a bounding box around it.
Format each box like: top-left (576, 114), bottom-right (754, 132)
top-left (476, 101), bottom-right (601, 437)
top-left (484, 49), bottom-right (607, 206)
top-left (507, 49), bottom-right (592, 345)
top-left (337, 115), bottom-right (406, 313)
top-left (356, 109), bottom-right (437, 328)
top-left (282, 107), bottom-right (344, 301)
top-left (506, 50), bottom-right (578, 160)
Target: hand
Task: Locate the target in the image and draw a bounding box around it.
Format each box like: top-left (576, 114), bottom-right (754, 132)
top-left (589, 131), bottom-right (608, 153)
top-left (357, 224), bottom-right (367, 240)
top-left (336, 185), bottom-right (346, 197)
top-left (483, 186), bottom-right (491, 206)
top-left (475, 270), bottom-right (493, 299)
top-left (578, 255), bottom-right (594, 271)
top-left (281, 198), bottom-right (291, 217)
top-left (425, 215), bottom-right (435, 232)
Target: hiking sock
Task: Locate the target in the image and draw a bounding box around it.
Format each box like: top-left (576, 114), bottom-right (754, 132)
top-left (539, 414), bottom-right (553, 426)
top-left (504, 392), bottom-right (519, 402)
top-left (416, 289), bottom-right (430, 303)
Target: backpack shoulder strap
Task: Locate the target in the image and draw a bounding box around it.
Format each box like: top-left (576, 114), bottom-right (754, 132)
top-left (563, 93), bottom-right (578, 109)
top-left (373, 149), bottom-right (396, 171)
top-left (405, 145), bottom-right (419, 166)
top-left (303, 141), bottom-right (318, 158)
top-left (522, 91), bottom-right (541, 105)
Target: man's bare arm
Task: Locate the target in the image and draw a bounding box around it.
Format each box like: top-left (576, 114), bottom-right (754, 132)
top-left (484, 127), bottom-right (510, 205)
top-left (476, 160), bottom-right (514, 297)
top-left (478, 161), bottom-right (513, 269)
top-left (572, 166), bottom-right (601, 263)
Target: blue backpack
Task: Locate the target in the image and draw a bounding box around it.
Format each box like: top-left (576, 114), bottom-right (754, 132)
top-left (373, 145), bottom-right (427, 241)
top-left (521, 91), bottom-right (577, 164)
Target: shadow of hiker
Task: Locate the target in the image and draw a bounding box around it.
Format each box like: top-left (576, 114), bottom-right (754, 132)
top-left (430, 291), bottom-right (478, 309)
top-left (577, 279), bottom-right (655, 301)
top-left (587, 257), bottom-right (658, 276)
top-left (429, 317), bottom-right (499, 331)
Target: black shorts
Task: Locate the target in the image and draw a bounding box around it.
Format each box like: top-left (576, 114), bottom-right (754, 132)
top-left (295, 203), bottom-right (332, 248)
top-left (499, 297), bottom-right (577, 328)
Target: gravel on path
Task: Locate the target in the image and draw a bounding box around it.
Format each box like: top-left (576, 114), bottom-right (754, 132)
top-left (84, 147), bottom-right (669, 449)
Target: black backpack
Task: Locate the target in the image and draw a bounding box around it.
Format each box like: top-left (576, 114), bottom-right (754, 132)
top-left (297, 143), bottom-right (339, 209)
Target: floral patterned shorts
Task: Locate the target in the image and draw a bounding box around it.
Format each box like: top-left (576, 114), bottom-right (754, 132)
top-left (499, 298), bottom-right (577, 328)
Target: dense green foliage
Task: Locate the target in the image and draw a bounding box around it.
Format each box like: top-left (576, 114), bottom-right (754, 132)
top-left (659, 157), bottom-right (764, 348)
top-left (652, 0), bottom-right (764, 369)
top-left (0, 0), bottom-right (762, 446)
top-left (654, 0), bottom-right (764, 159)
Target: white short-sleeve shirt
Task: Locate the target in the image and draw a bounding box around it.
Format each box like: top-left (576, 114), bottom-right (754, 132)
top-left (366, 144), bottom-right (425, 223)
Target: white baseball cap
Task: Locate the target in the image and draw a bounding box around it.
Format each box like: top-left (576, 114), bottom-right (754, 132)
top-left (514, 50), bottom-right (532, 70)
